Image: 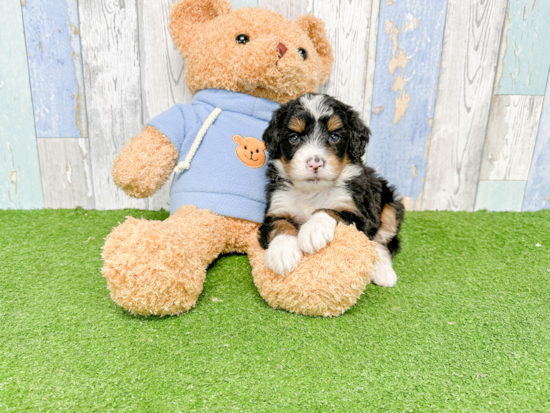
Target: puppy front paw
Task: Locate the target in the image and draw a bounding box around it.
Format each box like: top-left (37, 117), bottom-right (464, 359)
top-left (371, 243), bottom-right (397, 287)
top-left (298, 211), bottom-right (337, 254)
top-left (265, 234), bottom-right (303, 275)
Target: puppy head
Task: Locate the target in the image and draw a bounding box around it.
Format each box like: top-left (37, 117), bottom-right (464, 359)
top-left (263, 93), bottom-right (370, 191)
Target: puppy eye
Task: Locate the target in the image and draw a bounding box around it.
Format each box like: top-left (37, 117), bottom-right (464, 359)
top-left (329, 134), bottom-right (341, 143)
top-left (289, 134), bottom-right (301, 144)
top-left (298, 48), bottom-right (308, 60)
top-left (236, 34), bottom-right (249, 44)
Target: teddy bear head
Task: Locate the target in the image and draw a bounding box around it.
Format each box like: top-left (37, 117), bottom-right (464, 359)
top-left (169, 0), bottom-right (334, 104)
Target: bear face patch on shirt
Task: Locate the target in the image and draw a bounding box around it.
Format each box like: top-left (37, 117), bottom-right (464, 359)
top-left (233, 135), bottom-right (266, 168)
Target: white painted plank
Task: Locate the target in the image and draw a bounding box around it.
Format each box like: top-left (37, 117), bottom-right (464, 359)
top-left (479, 95), bottom-right (544, 181)
top-left (138, 0), bottom-right (191, 211)
top-left (231, 0), bottom-right (257, 8)
top-left (0, 0), bottom-right (44, 209)
top-left (79, 0), bottom-right (147, 210)
top-left (37, 138), bottom-right (95, 209)
top-left (362, 0), bottom-right (381, 128)
top-left (313, 0), bottom-right (372, 114)
top-left (523, 71), bottom-right (550, 211)
top-left (257, 0), bottom-right (310, 21)
top-left (422, 0), bottom-right (508, 211)
top-left (475, 180), bottom-right (526, 212)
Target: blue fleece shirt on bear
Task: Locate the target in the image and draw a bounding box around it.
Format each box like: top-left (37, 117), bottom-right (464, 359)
top-left (147, 89), bottom-right (280, 223)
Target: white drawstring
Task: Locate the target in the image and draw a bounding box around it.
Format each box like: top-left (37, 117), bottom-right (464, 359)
top-left (173, 107), bottom-right (222, 174)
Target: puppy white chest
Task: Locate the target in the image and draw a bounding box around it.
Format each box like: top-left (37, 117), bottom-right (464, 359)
top-left (269, 186), bottom-right (354, 225)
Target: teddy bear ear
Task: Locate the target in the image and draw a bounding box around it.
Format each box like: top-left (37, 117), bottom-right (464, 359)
top-left (170, 0), bottom-right (232, 55)
top-left (233, 134), bottom-right (244, 144)
top-left (294, 15), bottom-right (334, 85)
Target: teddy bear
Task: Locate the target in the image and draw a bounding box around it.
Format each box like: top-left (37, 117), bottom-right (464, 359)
top-left (101, 0), bottom-right (377, 317)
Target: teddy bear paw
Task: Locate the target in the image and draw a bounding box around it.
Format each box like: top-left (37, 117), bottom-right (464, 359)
top-left (297, 211), bottom-right (337, 254)
top-left (265, 234), bottom-right (303, 275)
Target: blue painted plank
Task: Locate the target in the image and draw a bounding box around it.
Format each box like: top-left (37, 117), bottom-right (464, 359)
top-left (0, 0), bottom-right (44, 209)
top-left (523, 72), bottom-right (550, 211)
top-left (366, 0), bottom-right (448, 210)
top-left (21, 0), bottom-right (87, 138)
top-left (496, 0), bottom-right (550, 95)
top-left (231, 0), bottom-right (257, 9)
top-left (475, 181), bottom-right (526, 212)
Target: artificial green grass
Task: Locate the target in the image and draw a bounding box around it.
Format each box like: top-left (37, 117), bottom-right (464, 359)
top-left (1, 208), bottom-right (549, 412)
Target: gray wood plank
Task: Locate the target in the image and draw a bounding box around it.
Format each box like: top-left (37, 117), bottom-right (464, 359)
top-left (422, 0), bottom-right (508, 211)
top-left (257, 0), bottom-right (310, 21)
top-left (479, 95), bottom-right (544, 181)
top-left (138, 0), bottom-right (191, 211)
top-left (37, 138), bottom-right (95, 209)
top-left (79, 0), bottom-right (147, 210)
top-left (313, 0), bottom-right (372, 113)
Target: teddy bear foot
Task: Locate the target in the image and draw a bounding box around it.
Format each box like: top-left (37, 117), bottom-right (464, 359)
top-left (249, 224), bottom-right (377, 317)
top-left (102, 216), bottom-right (205, 316)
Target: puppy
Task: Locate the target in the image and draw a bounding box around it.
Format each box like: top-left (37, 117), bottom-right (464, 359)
top-left (258, 93), bottom-right (404, 287)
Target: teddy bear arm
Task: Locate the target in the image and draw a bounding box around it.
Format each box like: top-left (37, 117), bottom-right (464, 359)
top-left (112, 125), bottom-right (179, 198)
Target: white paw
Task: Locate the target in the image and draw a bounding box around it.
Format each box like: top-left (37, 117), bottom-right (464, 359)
top-left (370, 243), bottom-right (397, 287)
top-left (265, 234), bottom-right (303, 275)
top-left (297, 211), bottom-right (337, 254)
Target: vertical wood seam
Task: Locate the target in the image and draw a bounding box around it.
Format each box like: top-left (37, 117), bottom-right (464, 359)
top-left (19, 1), bottom-right (45, 206)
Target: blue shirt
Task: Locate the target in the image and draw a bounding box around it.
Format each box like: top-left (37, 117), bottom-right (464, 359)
top-left (147, 89), bottom-right (280, 222)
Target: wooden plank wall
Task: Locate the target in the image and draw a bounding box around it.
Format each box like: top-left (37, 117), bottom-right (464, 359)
top-left (2, 0), bottom-right (550, 212)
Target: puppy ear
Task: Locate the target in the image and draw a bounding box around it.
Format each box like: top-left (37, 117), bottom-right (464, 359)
top-left (347, 109), bottom-right (370, 163)
top-left (294, 15), bottom-right (334, 85)
top-left (262, 109), bottom-right (286, 159)
top-left (170, 0), bottom-right (232, 56)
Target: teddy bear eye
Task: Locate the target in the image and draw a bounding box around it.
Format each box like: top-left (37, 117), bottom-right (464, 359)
top-left (244, 146), bottom-right (247, 150)
top-left (236, 34), bottom-right (249, 44)
top-left (298, 48), bottom-right (308, 60)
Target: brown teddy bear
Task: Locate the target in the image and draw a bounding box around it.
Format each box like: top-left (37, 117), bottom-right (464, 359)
top-left (102, 0), bottom-right (377, 317)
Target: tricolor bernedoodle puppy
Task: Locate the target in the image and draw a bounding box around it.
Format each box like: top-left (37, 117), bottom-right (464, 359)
top-left (258, 93), bottom-right (404, 287)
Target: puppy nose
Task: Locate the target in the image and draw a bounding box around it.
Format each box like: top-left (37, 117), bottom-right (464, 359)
top-left (277, 43), bottom-right (287, 58)
top-left (307, 157), bottom-right (324, 171)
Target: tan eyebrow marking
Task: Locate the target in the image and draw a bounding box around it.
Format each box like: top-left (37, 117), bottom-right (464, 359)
top-left (327, 115), bottom-right (343, 132)
top-left (288, 116), bottom-right (306, 133)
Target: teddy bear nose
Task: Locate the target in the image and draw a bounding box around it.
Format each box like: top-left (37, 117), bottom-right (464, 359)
top-left (277, 43), bottom-right (287, 58)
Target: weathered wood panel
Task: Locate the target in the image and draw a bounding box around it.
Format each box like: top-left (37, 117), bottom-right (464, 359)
top-left (366, 0), bottom-right (448, 211)
top-left (475, 180), bottom-right (526, 212)
top-left (231, 0), bottom-right (258, 8)
top-left (495, 0), bottom-right (550, 96)
top-left (523, 73), bottom-right (550, 211)
top-left (313, 0), bottom-right (372, 114)
top-left (479, 95), bottom-right (543, 181)
top-left (257, 0), bottom-right (309, 21)
top-left (362, 0), bottom-right (381, 128)
top-left (138, 0), bottom-right (191, 211)
top-left (21, 0), bottom-right (87, 139)
top-left (37, 138), bottom-right (95, 209)
top-left (79, 0), bottom-right (147, 210)
top-left (422, 0), bottom-right (508, 211)
top-left (0, 0), bottom-right (44, 209)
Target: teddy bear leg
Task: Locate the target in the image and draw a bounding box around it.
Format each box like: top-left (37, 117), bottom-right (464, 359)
top-left (102, 205), bottom-right (229, 316)
top-left (247, 224), bottom-right (378, 317)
